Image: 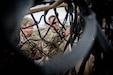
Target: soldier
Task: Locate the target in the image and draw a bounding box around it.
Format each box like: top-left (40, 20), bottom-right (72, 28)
top-left (42, 15), bottom-right (71, 54)
top-left (18, 17), bottom-right (43, 60)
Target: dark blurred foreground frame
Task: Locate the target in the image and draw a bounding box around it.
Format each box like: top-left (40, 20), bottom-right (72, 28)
top-left (1, 0), bottom-right (113, 75)
top-left (0, 0), bottom-right (44, 74)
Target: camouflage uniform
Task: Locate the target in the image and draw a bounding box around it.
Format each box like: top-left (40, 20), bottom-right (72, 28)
top-left (18, 25), bottom-right (70, 64)
top-left (18, 17), bottom-right (44, 60)
top-left (18, 30), bottom-right (43, 60)
top-left (40, 27), bottom-right (70, 57)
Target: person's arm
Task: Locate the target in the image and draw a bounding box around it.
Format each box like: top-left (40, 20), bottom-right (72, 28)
top-left (65, 27), bottom-right (70, 36)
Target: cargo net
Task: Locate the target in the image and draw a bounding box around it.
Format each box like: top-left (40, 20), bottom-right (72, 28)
top-left (18, 2), bottom-right (85, 65)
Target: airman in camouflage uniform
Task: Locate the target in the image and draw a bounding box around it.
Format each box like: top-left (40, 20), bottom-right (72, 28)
top-left (18, 17), bottom-right (44, 60)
